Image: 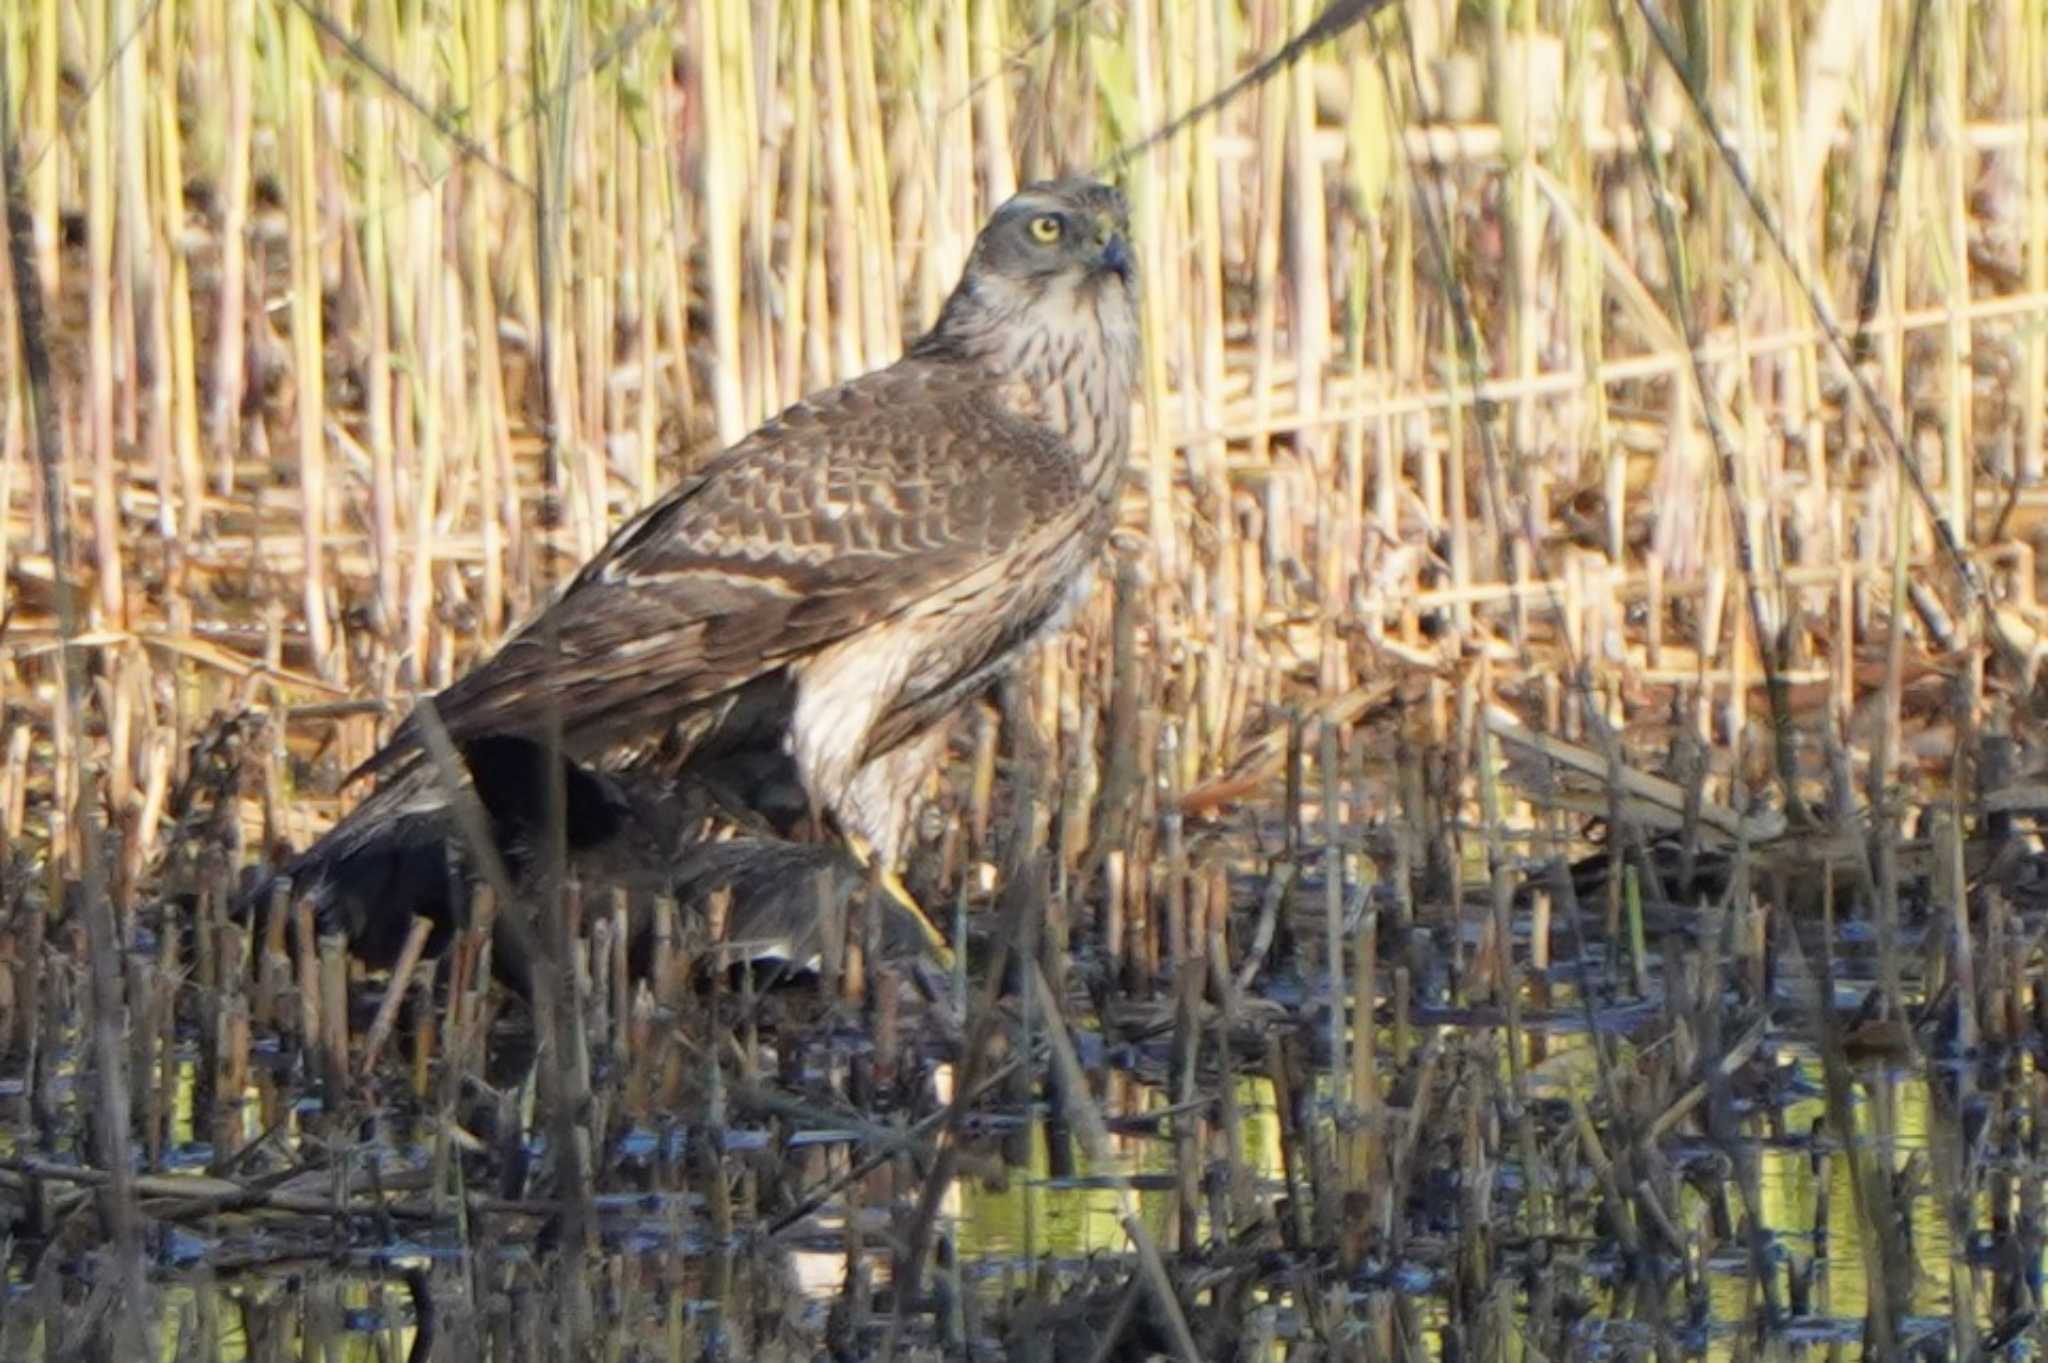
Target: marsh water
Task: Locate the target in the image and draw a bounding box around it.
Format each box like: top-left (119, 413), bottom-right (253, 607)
top-left (1, 777), bottom-right (2030, 1363)
top-left (0, 1043), bottom-right (1989, 1360)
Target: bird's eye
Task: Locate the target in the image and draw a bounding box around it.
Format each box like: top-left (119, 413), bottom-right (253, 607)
top-left (1027, 214), bottom-right (1064, 244)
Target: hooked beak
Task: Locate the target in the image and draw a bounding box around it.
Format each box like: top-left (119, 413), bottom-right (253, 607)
top-left (1094, 231), bottom-right (1135, 284)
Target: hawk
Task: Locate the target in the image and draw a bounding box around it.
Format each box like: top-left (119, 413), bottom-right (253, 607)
top-left (267, 179), bottom-right (1139, 966)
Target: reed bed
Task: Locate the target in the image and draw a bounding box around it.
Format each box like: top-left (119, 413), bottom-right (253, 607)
top-left (5, 0), bottom-right (2048, 1358)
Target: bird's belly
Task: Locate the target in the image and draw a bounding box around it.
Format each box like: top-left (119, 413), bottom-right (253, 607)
top-left (786, 628), bottom-right (926, 804)
top-left (789, 517), bottom-right (1109, 806)
top-left (865, 553), bottom-right (1095, 757)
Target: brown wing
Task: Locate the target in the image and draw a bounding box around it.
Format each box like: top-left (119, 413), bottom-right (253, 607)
top-left (355, 359), bottom-right (1080, 781)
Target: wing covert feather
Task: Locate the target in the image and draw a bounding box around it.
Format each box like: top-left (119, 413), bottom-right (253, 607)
top-left (359, 361), bottom-right (1081, 775)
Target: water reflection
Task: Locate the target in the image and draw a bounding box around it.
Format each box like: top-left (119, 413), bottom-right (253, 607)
top-left (3, 991), bottom-right (2037, 1359)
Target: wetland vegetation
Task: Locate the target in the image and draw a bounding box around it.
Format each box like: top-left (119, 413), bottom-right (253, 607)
top-left (6, 0), bottom-right (2048, 1358)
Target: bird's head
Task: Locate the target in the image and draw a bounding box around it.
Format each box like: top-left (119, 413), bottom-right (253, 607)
top-left (966, 179), bottom-right (1136, 293)
top-left (915, 179), bottom-right (1139, 399)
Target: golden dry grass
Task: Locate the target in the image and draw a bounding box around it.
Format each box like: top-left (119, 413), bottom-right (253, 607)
top-left (5, 1), bottom-right (2045, 877)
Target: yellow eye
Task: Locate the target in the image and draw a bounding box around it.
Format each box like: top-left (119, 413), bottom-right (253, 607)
top-left (1027, 214), bottom-right (1063, 244)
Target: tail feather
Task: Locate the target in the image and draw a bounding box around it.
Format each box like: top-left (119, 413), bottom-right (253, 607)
top-left (239, 766), bottom-right (472, 968)
top-left (241, 735), bottom-right (642, 986)
top-left (241, 732), bottom-right (942, 996)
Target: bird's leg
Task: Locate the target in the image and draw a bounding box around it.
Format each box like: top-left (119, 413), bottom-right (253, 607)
top-left (844, 831), bottom-right (955, 969)
top-left (823, 723), bottom-right (960, 969)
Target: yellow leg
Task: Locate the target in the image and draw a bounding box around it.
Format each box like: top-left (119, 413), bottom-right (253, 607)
top-left (845, 833), bottom-right (956, 968)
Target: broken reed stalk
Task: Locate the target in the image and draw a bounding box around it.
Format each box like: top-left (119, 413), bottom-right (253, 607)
top-left (318, 931), bottom-right (350, 1101)
top-left (359, 914), bottom-right (434, 1078)
top-left (79, 770), bottom-right (152, 1356)
top-left (292, 899), bottom-right (321, 1056)
top-left (1345, 851), bottom-right (1377, 1200)
top-left (1319, 717), bottom-right (1346, 1112)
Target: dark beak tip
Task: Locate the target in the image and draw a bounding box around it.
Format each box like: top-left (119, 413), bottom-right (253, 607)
top-left (1097, 234), bottom-right (1134, 281)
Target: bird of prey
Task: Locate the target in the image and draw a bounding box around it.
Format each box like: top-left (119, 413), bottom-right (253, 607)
top-left (270, 178), bottom-right (1139, 964)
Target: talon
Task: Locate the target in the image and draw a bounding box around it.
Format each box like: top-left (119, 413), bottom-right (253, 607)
top-left (844, 835), bottom-right (954, 967)
top-left (880, 868), bottom-right (954, 965)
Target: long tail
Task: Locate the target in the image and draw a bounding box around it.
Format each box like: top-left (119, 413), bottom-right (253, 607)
top-left (237, 736), bottom-right (640, 985)
top-left (238, 734), bottom-right (946, 995)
